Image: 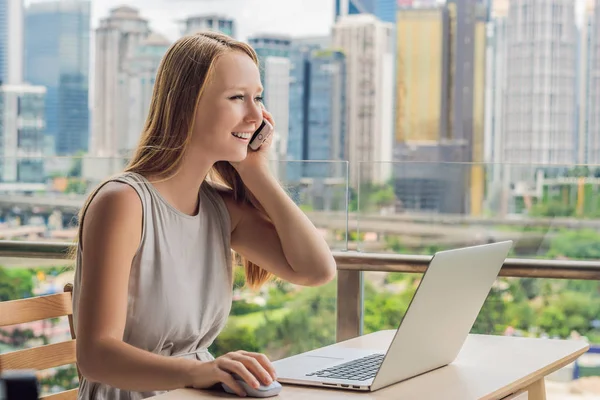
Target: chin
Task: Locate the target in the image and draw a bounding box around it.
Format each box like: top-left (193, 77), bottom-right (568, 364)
top-left (227, 149), bottom-right (248, 163)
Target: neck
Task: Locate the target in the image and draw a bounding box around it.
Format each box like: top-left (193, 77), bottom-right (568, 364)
top-left (146, 152), bottom-right (215, 216)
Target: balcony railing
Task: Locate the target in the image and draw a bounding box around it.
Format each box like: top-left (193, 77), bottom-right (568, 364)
top-left (2, 240), bottom-right (599, 343)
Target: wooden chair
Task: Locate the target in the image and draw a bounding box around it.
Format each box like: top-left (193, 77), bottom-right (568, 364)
top-left (0, 283), bottom-right (78, 400)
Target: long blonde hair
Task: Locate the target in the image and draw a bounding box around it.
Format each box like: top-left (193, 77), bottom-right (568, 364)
top-left (76, 31), bottom-right (273, 290)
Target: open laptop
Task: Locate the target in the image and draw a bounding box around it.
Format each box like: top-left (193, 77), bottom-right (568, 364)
top-left (272, 240), bottom-right (513, 392)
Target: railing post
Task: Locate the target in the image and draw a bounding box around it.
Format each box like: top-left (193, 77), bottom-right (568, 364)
top-left (336, 269), bottom-right (362, 342)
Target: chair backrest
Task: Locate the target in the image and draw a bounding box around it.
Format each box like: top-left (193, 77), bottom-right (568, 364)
top-left (0, 283), bottom-right (78, 400)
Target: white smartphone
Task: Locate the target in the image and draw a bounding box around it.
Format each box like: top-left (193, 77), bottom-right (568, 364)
top-left (248, 120), bottom-right (273, 151)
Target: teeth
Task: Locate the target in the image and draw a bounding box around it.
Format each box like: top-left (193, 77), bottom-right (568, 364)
top-left (232, 132), bottom-right (251, 139)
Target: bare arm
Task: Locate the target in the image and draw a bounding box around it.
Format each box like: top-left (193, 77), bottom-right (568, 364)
top-left (76, 182), bottom-right (196, 391)
top-left (221, 170), bottom-right (337, 287)
top-left (76, 182), bottom-right (277, 396)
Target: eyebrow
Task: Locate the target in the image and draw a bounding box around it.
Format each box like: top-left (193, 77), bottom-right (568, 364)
top-left (226, 85), bottom-right (264, 93)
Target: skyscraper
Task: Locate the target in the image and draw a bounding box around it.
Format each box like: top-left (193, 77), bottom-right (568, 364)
top-left (126, 33), bottom-right (170, 152)
top-left (333, 14), bottom-right (394, 186)
top-left (376, 0), bottom-right (398, 23)
top-left (25, 0), bottom-right (90, 155)
top-left (263, 56), bottom-right (291, 179)
top-left (90, 6), bottom-right (150, 159)
top-left (303, 50), bottom-right (347, 179)
top-left (288, 38), bottom-right (325, 181)
top-left (0, 85), bottom-right (46, 183)
top-left (336, 0), bottom-right (400, 23)
top-left (288, 43), bottom-right (347, 180)
top-left (484, 0), bottom-right (509, 182)
top-left (577, 0), bottom-right (595, 164)
top-left (393, 0), bottom-right (484, 214)
top-left (248, 34), bottom-right (292, 76)
top-left (85, 11), bottom-right (169, 182)
top-left (588, 0), bottom-right (600, 164)
top-left (0, 0), bottom-right (23, 85)
top-left (503, 0), bottom-right (577, 166)
top-left (248, 34), bottom-right (292, 178)
top-left (335, 0), bottom-right (376, 19)
top-left (181, 15), bottom-right (235, 38)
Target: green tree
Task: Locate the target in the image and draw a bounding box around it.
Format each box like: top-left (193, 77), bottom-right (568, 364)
top-left (363, 281), bottom-right (415, 334)
top-left (39, 365), bottom-right (79, 393)
top-left (253, 282), bottom-right (337, 360)
top-left (547, 229), bottom-right (600, 260)
top-left (529, 200), bottom-right (575, 217)
top-left (0, 267), bottom-right (34, 301)
top-left (65, 179), bottom-right (87, 195)
top-left (68, 151), bottom-right (85, 178)
top-left (472, 286), bottom-right (509, 335)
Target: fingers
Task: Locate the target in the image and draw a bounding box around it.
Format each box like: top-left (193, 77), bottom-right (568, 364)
top-left (218, 369), bottom-right (247, 397)
top-left (220, 358), bottom-right (261, 388)
top-left (261, 106), bottom-right (275, 128)
top-left (229, 352), bottom-right (273, 386)
top-left (239, 351), bottom-right (277, 381)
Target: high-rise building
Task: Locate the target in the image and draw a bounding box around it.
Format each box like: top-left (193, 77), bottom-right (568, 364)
top-left (376, 0), bottom-right (398, 23)
top-left (335, 0), bottom-right (376, 19)
top-left (471, 3), bottom-right (488, 215)
top-left (577, 0), bottom-right (595, 164)
top-left (247, 34), bottom-right (292, 178)
top-left (85, 6), bottom-right (155, 179)
top-left (395, 0), bottom-right (479, 157)
top-left (484, 0), bottom-right (509, 166)
top-left (0, 84), bottom-right (46, 183)
top-left (503, 0), bottom-right (577, 166)
top-left (248, 34), bottom-right (292, 85)
top-left (303, 50), bottom-right (347, 179)
top-left (90, 6), bottom-right (150, 159)
top-left (333, 14), bottom-right (394, 186)
top-left (25, 0), bottom-right (90, 156)
top-left (263, 56), bottom-right (291, 180)
top-left (181, 15), bottom-right (235, 38)
top-left (394, 0), bottom-right (484, 214)
top-left (588, 0), bottom-right (600, 164)
top-left (126, 33), bottom-right (170, 152)
top-left (288, 45), bottom-right (347, 180)
top-left (335, 0), bottom-right (401, 23)
top-left (395, 8), bottom-right (448, 144)
top-left (288, 38), bottom-right (325, 181)
top-left (484, 0), bottom-right (509, 201)
top-left (0, 0), bottom-right (23, 85)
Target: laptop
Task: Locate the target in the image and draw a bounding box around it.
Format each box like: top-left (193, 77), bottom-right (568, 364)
top-left (272, 240), bottom-right (513, 392)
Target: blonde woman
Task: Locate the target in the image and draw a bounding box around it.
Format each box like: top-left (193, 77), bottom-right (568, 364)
top-left (72, 31), bottom-right (336, 399)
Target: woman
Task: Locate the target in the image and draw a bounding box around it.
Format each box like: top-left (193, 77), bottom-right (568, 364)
top-left (72, 31), bottom-right (336, 399)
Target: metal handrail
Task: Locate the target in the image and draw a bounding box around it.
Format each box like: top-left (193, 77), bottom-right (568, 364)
top-left (1, 240), bottom-right (599, 279)
top-left (2, 240), bottom-right (600, 343)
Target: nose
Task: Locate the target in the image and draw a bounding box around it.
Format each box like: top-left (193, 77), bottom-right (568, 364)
top-left (245, 101), bottom-right (263, 127)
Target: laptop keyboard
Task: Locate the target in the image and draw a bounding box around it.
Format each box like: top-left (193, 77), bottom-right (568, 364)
top-left (305, 353), bottom-right (385, 381)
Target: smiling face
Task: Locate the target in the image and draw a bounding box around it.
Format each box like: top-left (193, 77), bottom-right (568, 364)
top-left (189, 50), bottom-right (265, 163)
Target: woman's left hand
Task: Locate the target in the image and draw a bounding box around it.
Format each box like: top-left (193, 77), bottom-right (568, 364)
top-left (230, 105), bottom-right (275, 175)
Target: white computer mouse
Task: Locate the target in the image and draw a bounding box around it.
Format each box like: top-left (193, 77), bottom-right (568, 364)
top-left (222, 374), bottom-right (282, 398)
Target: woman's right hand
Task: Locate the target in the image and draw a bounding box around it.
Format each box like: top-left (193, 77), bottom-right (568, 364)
top-left (190, 350), bottom-right (278, 396)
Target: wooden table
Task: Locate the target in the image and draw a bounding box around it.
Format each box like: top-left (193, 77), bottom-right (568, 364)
top-left (151, 330), bottom-right (589, 400)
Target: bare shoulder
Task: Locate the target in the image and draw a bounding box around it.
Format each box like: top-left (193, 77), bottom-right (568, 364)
top-left (85, 181), bottom-right (142, 220)
top-left (81, 181), bottom-right (143, 252)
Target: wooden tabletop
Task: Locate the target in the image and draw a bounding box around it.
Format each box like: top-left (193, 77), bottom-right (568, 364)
top-left (151, 330), bottom-right (589, 400)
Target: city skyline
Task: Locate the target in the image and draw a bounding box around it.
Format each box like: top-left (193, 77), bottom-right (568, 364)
top-left (0, 0), bottom-right (596, 210)
top-left (17, 0), bottom-right (591, 44)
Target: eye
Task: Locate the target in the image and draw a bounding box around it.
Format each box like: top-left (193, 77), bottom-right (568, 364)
top-left (230, 95), bottom-right (245, 100)
top-left (255, 96), bottom-right (264, 103)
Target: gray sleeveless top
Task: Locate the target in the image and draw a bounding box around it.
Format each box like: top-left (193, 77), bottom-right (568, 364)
top-left (72, 171), bottom-right (233, 399)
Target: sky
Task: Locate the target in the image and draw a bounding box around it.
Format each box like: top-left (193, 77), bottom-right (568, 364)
top-left (23, 0), bottom-right (591, 42)
top-left (90, 0), bottom-right (336, 42)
